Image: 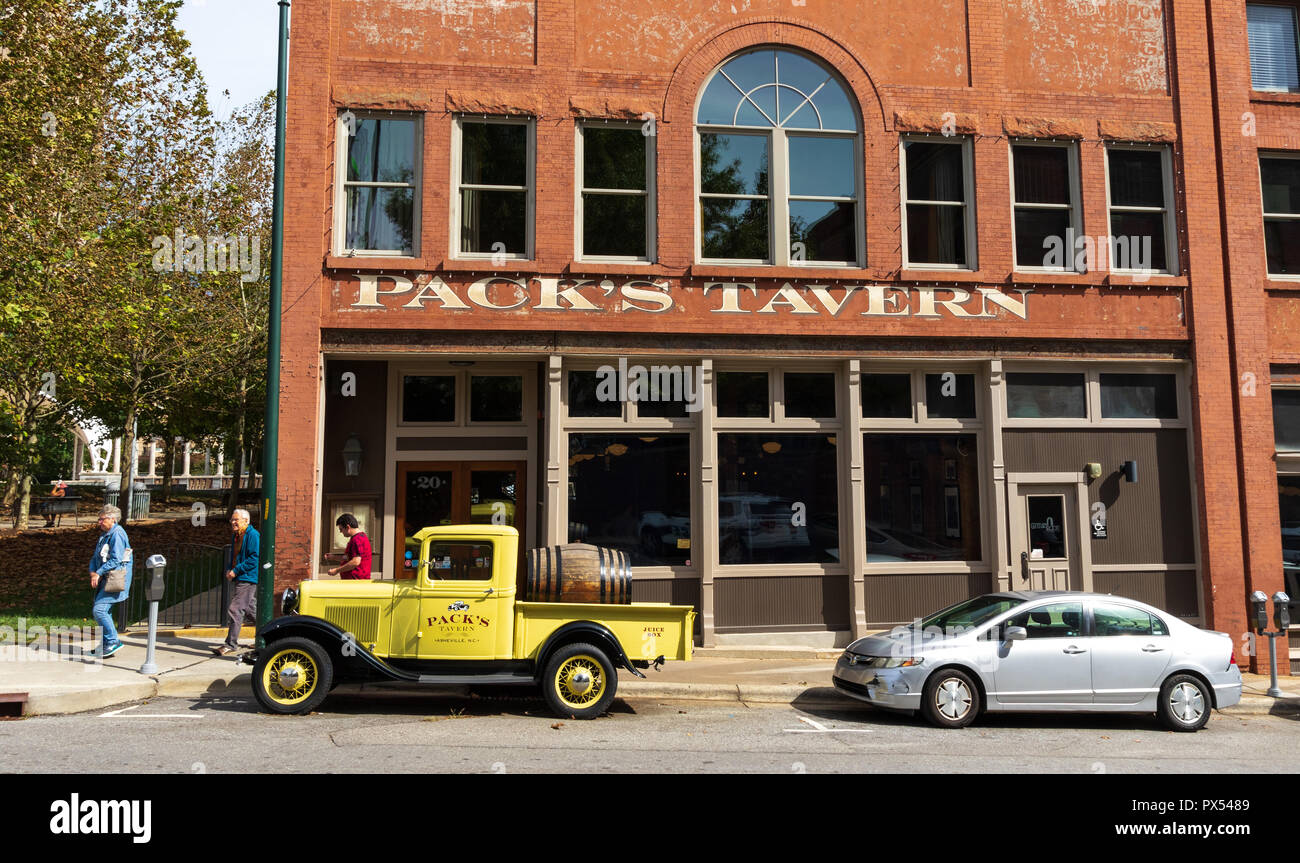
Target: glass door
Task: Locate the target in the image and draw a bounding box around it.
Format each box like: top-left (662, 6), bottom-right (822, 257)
top-left (394, 462), bottom-right (526, 578)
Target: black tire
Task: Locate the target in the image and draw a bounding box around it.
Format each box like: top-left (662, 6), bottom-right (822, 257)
top-left (921, 667), bottom-right (980, 729)
top-left (252, 636), bottom-right (334, 715)
top-left (1157, 673), bottom-right (1211, 732)
top-left (541, 642), bottom-right (618, 720)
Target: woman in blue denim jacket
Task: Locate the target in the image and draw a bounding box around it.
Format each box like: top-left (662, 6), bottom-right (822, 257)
top-left (88, 505), bottom-right (132, 658)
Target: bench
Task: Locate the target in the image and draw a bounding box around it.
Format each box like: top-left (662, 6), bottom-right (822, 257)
top-left (13, 496), bottom-right (81, 528)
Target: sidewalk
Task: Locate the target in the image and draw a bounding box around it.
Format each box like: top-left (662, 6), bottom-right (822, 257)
top-left (2, 630), bottom-right (1297, 718)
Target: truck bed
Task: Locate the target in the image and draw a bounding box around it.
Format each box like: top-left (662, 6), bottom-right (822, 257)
top-left (514, 601), bottom-right (694, 663)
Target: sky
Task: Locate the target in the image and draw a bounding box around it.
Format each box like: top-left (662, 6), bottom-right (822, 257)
top-left (176, 0), bottom-right (281, 119)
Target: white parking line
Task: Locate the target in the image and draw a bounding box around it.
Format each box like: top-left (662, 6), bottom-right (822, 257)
top-left (782, 715), bottom-right (873, 734)
top-left (99, 705), bottom-right (203, 718)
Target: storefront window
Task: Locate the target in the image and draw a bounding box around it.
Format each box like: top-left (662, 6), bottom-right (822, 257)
top-left (470, 376), bottom-right (523, 423)
top-left (1275, 389), bottom-right (1300, 451)
top-left (716, 371), bottom-right (769, 417)
top-left (783, 372), bottom-right (836, 418)
top-left (1099, 373), bottom-right (1177, 419)
top-left (1280, 477), bottom-right (1300, 612)
top-left (1006, 372), bottom-right (1086, 418)
top-left (568, 434), bottom-right (691, 566)
top-left (865, 434), bottom-right (982, 562)
top-left (402, 375), bottom-right (455, 423)
top-left (861, 373), bottom-right (911, 418)
top-left (568, 370), bottom-right (621, 418)
top-left (717, 434), bottom-right (839, 564)
top-left (925, 373), bottom-right (976, 418)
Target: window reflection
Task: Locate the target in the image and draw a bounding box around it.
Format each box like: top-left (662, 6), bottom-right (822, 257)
top-left (717, 434), bottom-right (838, 564)
top-left (865, 434), bottom-right (981, 562)
top-left (568, 435), bottom-right (691, 566)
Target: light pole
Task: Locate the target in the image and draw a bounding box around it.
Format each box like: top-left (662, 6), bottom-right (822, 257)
top-left (258, 0), bottom-right (290, 643)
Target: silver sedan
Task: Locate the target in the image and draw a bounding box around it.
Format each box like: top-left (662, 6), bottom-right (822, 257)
top-left (832, 591), bottom-right (1242, 731)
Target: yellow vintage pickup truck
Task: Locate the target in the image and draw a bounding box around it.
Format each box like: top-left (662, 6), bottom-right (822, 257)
top-left (249, 525), bottom-right (694, 719)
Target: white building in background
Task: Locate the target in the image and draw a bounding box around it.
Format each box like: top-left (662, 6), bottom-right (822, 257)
top-left (69, 423), bottom-right (258, 490)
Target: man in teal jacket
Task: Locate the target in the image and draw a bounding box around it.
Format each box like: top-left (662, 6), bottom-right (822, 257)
top-left (214, 508), bottom-right (259, 656)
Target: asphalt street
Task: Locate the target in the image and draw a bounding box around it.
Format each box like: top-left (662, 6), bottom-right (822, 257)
top-left (2, 693), bottom-right (1297, 773)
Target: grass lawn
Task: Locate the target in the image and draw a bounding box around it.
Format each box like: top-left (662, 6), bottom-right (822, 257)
top-left (0, 588), bottom-right (98, 641)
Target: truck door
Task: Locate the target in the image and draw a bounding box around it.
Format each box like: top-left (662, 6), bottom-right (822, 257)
top-left (418, 538), bottom-right (507, 660)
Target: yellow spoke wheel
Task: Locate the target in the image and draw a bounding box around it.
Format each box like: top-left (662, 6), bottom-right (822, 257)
top-left (542, 642), bottom-right (617, 720)
top-left (553, 654), bottom-right (605, 709)
top-left (263, 648), bottom-right (318, 706)
top-left (253, 636), bottom-right (334, 715)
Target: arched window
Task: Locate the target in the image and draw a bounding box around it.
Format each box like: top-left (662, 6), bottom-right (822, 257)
top-left (696, 48), bottom-right (862, 266)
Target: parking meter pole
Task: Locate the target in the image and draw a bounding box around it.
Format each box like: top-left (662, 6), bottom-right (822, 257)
top-left (1266, 632), bottom-right (1282, 698)
top-left (140, 601), bottom-right (158, 675)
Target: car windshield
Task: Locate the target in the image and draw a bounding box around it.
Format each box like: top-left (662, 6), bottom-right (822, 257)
top-left (919, 595), bottom-right (1025, 633)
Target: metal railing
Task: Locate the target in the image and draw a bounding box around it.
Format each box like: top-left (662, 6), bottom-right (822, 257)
top-left (103, 489), bottom-right (151, 521)
top-left (118, 543), bottom-right (230, 629)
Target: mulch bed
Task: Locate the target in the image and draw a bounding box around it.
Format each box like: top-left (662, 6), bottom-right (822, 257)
top-left (0, 519), bottom-right (241, 610)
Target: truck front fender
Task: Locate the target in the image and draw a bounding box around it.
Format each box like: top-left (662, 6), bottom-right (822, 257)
top-left (252, 616), bottom-right (419, 682)
top-left (536, 621), bottom-right (646, 679)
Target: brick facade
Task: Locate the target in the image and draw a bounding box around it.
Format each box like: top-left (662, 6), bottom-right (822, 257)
top-left (278, 0), bottom-right (1295, 670)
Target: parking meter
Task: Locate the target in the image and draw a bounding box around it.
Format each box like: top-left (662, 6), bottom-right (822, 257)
top-left (1274, 592), bottom-right (1291, 630)
top-left (139, 554), bottom-right (166, 675)
top-left (145, 555), bottom-right (166, 602)
top-left (1251, 590), bottom-right (1269, 634)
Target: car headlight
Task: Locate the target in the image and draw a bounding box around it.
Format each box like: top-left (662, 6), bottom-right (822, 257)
top-left (280, 587), bottom-right (299, 615)
top-left (842, 653), bottom-right (924, 668)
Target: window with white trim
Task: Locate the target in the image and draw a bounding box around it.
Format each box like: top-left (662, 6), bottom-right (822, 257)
top-left (1261, 154), bottom-right (1300, 276)
top-left (453, 117), bottom-right (533, 259)
top-left (1248, 3), bottom-right (1300, 92)
top-left (1011, 141), bottom-right (1081, 271)
top-left (1105, 145), bottom-right (1176, 275)
top-left (901, 136), bottom-right (976, 269)
top-left (577, 122), bottom-right (654, 261)
top-left (695, 48), bottom-right (862, 266)
top-left (337, 112), bottom-right (420, 256)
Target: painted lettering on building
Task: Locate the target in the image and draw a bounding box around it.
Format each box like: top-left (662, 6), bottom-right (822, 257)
top-left (346, 275), bottom-right (1031, 321)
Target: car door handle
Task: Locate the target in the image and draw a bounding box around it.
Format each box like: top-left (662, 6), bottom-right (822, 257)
top-left (1062, 646), bottom-right (1087, 654)
top-left (1141, 644), bottom-right (1165, 653)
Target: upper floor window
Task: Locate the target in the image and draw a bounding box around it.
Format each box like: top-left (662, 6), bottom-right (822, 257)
top-left (1248, 4), bottom-right (1300, 92)
top-left (577, 123), bottom-right (654, 261)
top-left (1261, 154), bottom-right (1300, 276)
top-left (1105, 145), bottom-right (1176, 275)
top-left (1011, 142), bottom-right (1081, 271)
top-left (696, 48), bottom-right (862, 267)
top-left (454, 117), bottom-right (533, 259)
top-left (901, 137), bottom-right (975, 269)
top-left (338, 112), bottom-right (420, 256)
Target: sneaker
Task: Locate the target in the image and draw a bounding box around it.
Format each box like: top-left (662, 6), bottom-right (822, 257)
top-left (102, 642), bottom-right (123, 658)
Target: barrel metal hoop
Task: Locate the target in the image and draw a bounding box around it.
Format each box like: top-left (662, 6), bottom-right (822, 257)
top-left (553, 543), bottom-right (561, 601)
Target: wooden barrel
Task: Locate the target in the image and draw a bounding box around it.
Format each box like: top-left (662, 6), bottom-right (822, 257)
top-left (525, 543), bottom-right (632, 604)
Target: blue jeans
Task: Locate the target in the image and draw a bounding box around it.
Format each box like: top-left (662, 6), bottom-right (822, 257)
top-left (92, 594), bottom-right (121, 650)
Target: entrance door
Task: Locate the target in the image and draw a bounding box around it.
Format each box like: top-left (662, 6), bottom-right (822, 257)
top-left (1011, 484), bottom-right (1083, 591)
top-left (395, 461), bottom-right (526, 577)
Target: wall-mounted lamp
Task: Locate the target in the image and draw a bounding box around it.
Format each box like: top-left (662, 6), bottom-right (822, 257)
top-left (1121, 460), bottom-right (1138, 483)
top-left (342, 433), bottom-right (364, 478)
top-left (1086, 462), bottom-right (1102, 480)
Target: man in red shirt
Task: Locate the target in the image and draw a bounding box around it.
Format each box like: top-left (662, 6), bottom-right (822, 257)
top-left (328, 513), bottom-right (372, 579)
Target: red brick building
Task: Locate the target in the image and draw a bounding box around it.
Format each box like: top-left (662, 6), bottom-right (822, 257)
top-left (277, 0), bottom-right (1295, 669)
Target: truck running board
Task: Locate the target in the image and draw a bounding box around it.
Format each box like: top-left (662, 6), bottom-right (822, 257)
top-left (415, 673), bottom-right (538, 686)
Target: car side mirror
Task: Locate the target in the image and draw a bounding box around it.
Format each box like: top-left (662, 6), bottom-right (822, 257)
top-left (1004, 625), bottom-right (1027, 642)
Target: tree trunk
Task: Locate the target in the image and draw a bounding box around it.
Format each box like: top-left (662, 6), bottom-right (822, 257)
top-left (161, 435), bottom-right (175, 503)
top-left (1, 465), bottom-right (20, 508)
top-left (118, 404), bottom-right (136, 522)
top-left (225, 376), bottom-right (247, 519)
top-left (14, 424), bottom-right (39, 530)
